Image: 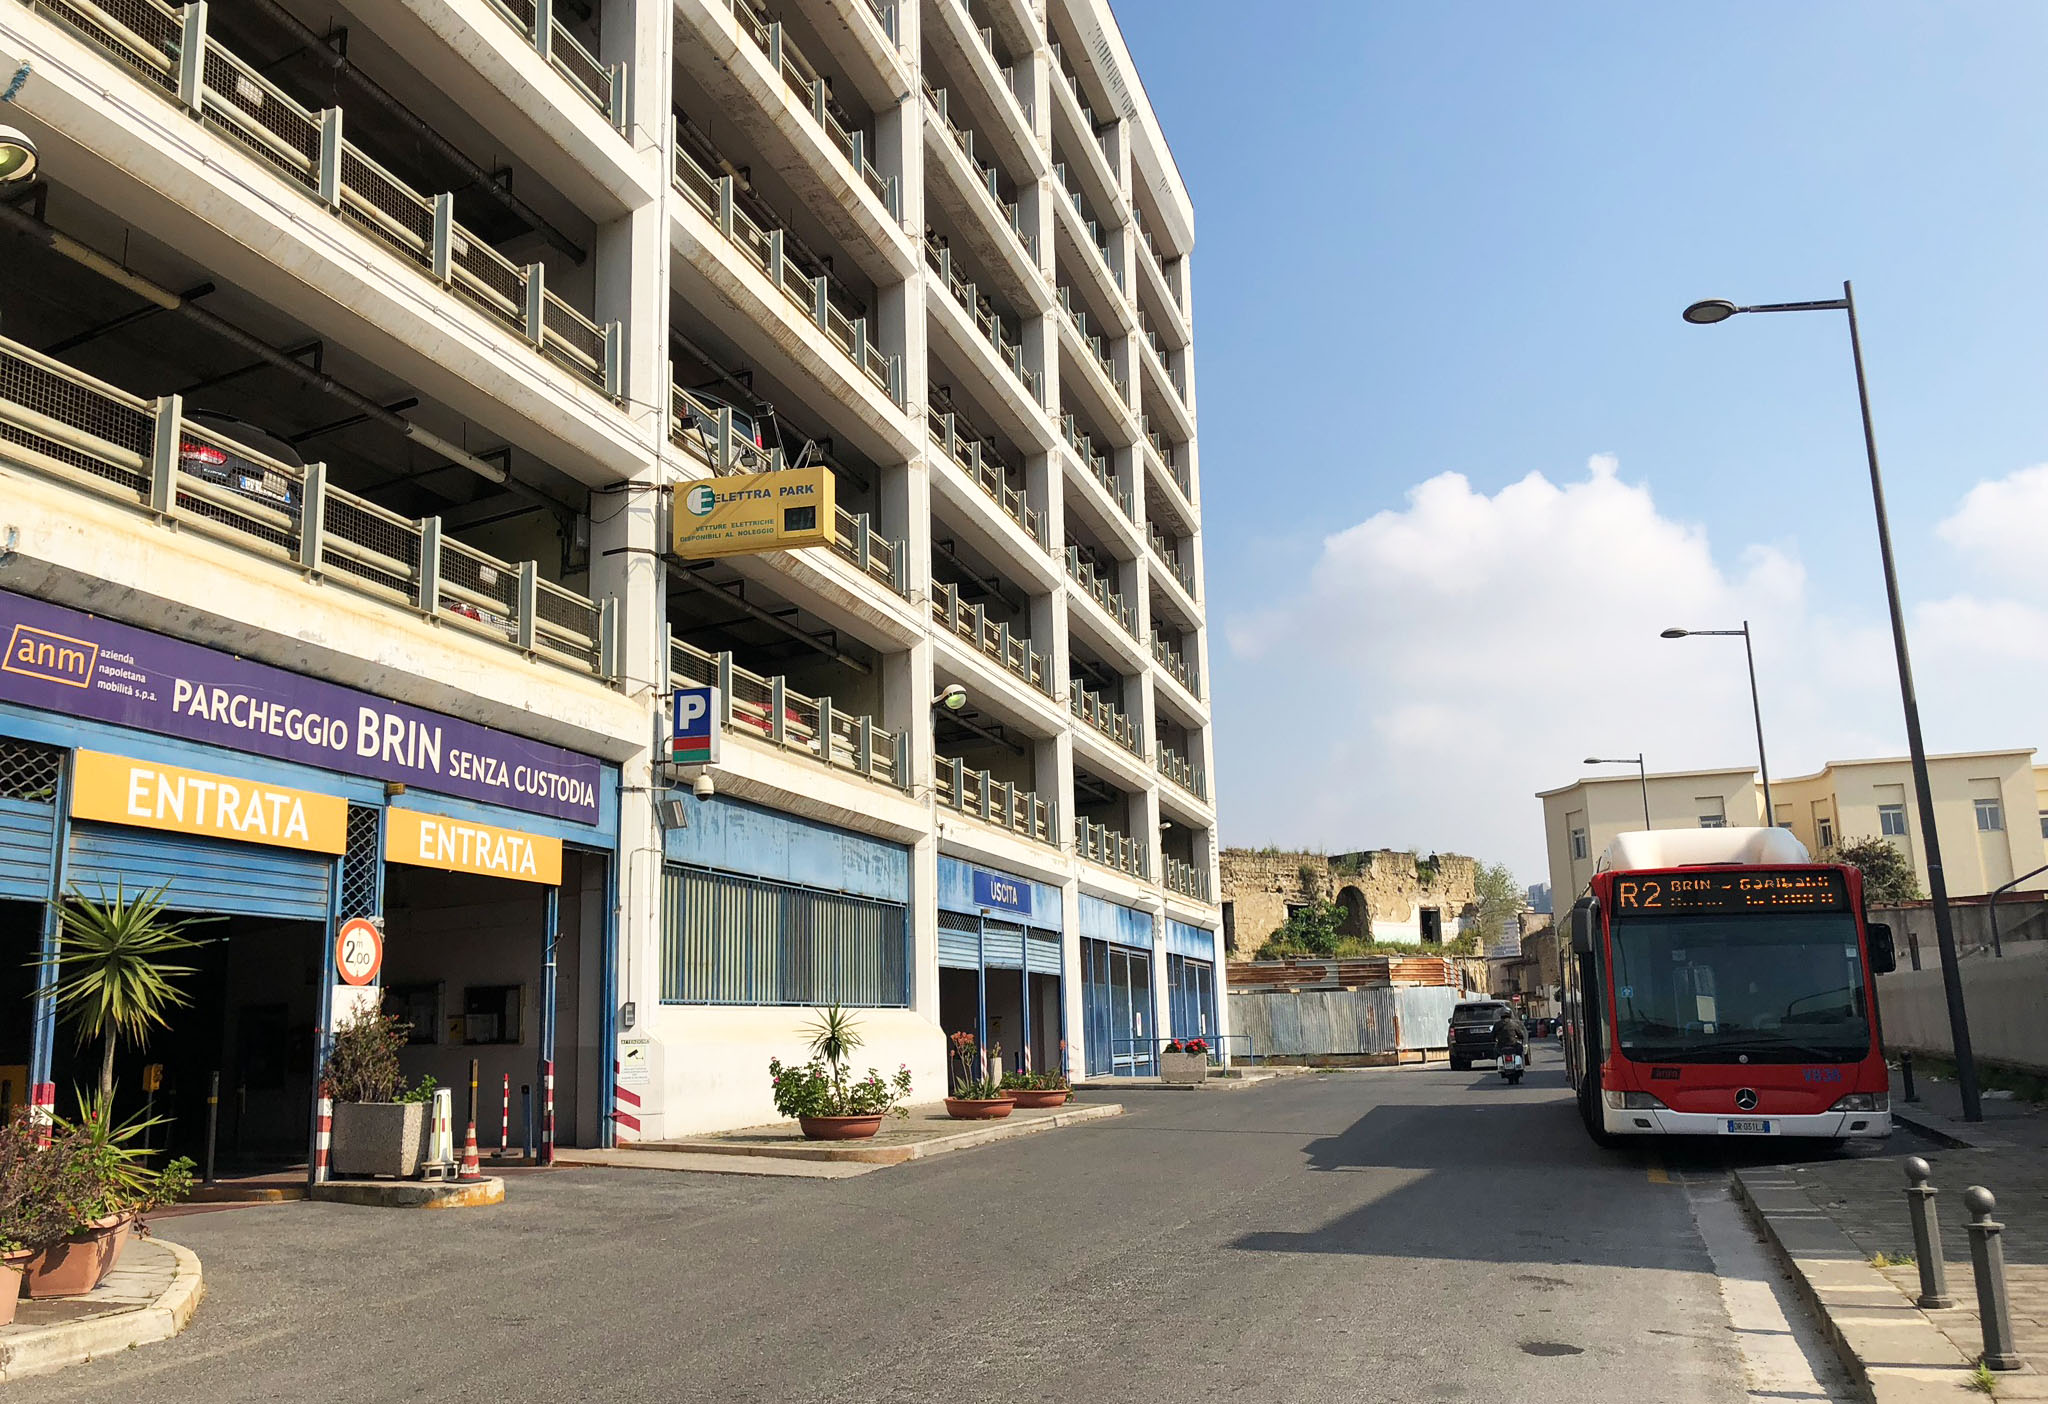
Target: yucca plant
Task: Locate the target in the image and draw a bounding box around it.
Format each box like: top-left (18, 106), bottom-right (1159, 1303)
top-left (804, 1004), bottom-right (864, 1103)
top-left (39, 883), bottom-right (209, 1105)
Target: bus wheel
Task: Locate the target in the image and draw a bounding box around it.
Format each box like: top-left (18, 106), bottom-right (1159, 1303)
top-left (1579, 1082), bottom-right (1620, 1149)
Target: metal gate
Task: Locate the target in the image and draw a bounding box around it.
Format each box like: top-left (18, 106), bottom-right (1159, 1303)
top-left (68, 821), bottom-right (334, 922)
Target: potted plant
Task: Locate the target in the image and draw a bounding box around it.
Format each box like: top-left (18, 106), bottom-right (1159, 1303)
top-left (41, 882), bottom-right (206, 1105)
top-left (769, 1006), bottom-right (914, 1140)
top-left (10, 1096), bottom-right (194, 1300)
top-left (945, 1032), bottom-right (1016, 1119)
top-left (997, 1039), bottom-right (1072, 1108)
top-left (1160, 1037), bottom-right (1209, 1085)
top-left (323, 1008), bottom-right (437, 1178)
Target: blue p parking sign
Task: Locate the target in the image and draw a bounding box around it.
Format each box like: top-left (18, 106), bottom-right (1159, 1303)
top-left (671, 685), bottom-right (719, 765)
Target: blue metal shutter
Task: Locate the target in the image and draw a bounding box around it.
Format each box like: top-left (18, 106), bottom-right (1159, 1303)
top-left (937, 911), bottom-right (980, 970)
top-left (982, 920), bottom-right (1026, 970)
top-left (0, 798), bottom-right (56, 902)
top-left (67, 822), bottom-right (333, 922)
top-left (1026, 929), bottom-right (1061, 975)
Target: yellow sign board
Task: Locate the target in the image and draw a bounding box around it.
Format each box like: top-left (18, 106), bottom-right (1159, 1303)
top-left (70, 750), bottom-right (347, 853)
top-left (669, 467), bottom-right (836, 560)
top-left (384, 808), bottom-right (563, 886)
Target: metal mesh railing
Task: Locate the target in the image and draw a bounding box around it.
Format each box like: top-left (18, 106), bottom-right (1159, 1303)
top-left (928, 582), bottom-right (1050, 695)
top-left (0, 330), bottom-right (611, 678)
top-left (925, 408), bottom-right (1043, 544)
top-left (339, 804), bottom-right (381, 919)
top-left (668, 636), bottom-right (904, 789)
top-left (478, 0), bottom-right (618, 122)
top-left (30, 0), bottom-right (179, 93)
top-left (1064, 547), bottom-right (1139, 639)
top-left (925, 242), bottom-right (1041, 402)
top-left (1070, 683), bottom-right (1139, 754)
top-left (832, 506), bottom-right (903, 594)
top-left (934, 758), bottom-right (1056, 845)
top-left (1149, 523), bottom-right (1196, 598)
top-left (1151, 632), bottom-right (1200, 697)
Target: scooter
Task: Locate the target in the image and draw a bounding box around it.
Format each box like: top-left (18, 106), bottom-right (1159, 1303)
top-left (1497, 1046), bottom-right (1526, 1085)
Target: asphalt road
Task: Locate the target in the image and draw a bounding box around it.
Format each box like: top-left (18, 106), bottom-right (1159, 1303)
top-left (39, 1046), bottom-right (1898, 1403)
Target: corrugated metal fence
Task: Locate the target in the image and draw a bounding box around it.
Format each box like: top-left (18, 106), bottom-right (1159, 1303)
top-left (1230, 986), bottom-right (1460, 1058)
top-left (661, 866), bottom-right (909, 1006)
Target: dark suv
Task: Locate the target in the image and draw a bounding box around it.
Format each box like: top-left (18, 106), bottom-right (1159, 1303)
top-left (1447, 999), bottom-right (1511, 1071)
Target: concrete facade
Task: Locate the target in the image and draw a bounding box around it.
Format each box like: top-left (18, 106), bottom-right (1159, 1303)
top-left (0, 0), bottom-right (1218, 1141)
top-left (1218, 848), bottom-right (1480, 955)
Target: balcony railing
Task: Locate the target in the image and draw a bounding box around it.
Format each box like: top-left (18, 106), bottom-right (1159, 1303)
top-left (1070, 683), bottom-right (1138, 754)
top-left (482, 0), bottom-right (627, 131)
top-left (953, 0), bottom-right (1032, 130)
top-left (673, 130), bottom-right (902, 404)
top-left (1156, 742), bottom-right (1207, 801)
top-left (922, 82), bottom-right (1038, 263)
top-left (710, 0), bottom-right (899, 217)
top-left (670, 637), bottom-right (906, 789)
top-left (928, 582), bottom-right (1052, 695)
top-left (0, 333), bottom-right (617, 679)
top-left (936, 758), bottom-right (1058, 845)
top-left (1053, 164), bottom-right (1116, 284)
top-left (1152, 632), bottom-right (1201, 697)
top-left (1134, 214), bottom-right (1184, 313)
top-left (1076, 818), bottom-right (1148, 879)
top-left (927, 410), bottom-right (1045, 546)
top-left (1064, 547), bottom-right (1139, 640)
top-left (1060, 413), bottom-right (1131, 519)
top-left (924, 243), bottom-right (1043, 404)
top-left (1164, 855), bottom-right (1211, 902)
top-left (833, 505), bottom-right (905, 594)
top-left (1148, 523), bottom-right (1196, 598)
top-left (38, 0), bottom-right (624, 398)
top-left (1058, 287), bottom-right (1127, 403)
top-left (1049, 45), bottom-right (1118, 187)
top-left (1141, 425), bottom-right (1194, 503)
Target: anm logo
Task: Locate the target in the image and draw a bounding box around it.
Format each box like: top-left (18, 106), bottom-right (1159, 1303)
top-left (3, 623), bottom-right (99, 689)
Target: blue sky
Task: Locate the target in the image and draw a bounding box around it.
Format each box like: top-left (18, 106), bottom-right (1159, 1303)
top-left (1115, 1), bottom-right (2048, 881)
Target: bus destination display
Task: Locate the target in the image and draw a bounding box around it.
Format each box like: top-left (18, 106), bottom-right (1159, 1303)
top-left (1612, 870), bottom-right (1850, 914)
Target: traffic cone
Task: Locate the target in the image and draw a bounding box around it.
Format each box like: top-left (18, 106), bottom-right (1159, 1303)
top-left (458, 1117), bottom-right (482, 1180)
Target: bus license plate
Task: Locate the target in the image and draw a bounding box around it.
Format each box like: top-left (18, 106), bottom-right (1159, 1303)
top-left (1723, 1118), bottom-right (1775, 1135)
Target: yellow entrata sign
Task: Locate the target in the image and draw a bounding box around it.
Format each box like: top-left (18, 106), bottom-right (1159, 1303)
top-left (669, 466), bottom-right (836, 560)
top-left (384, 808), bottom-right (562, 886)
top-left (70, 750), bottom-right (347, 853)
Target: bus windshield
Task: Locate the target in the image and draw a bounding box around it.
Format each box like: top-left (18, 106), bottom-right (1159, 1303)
top-left (1609, 911), bottom-right (1871, 1064)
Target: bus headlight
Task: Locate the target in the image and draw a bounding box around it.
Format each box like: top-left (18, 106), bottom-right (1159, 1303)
top-left (1603, 1090), bottom-right (1666, 1110)
top-left (1829, 1093), bottom-right (1889, 1112)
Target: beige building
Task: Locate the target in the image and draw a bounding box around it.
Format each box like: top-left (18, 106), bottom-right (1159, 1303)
top-left (1539, 749), bottom-right (2045, 911)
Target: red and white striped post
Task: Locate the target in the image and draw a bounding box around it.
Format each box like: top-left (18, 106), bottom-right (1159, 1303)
top-left (497, 1073), bottom-right (510, 1158)
top-left (29, 1081), bottom-right (55, 1148)
top-left (541, 1060), bottom-right (555, 1166)
top-left (612, 1059), bottom-right (641, 1144)
top-left (312, 1082), bottom-right (334, 1184)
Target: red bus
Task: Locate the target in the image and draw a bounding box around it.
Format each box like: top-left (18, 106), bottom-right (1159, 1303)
top-left (1561, 828), bottom-right (1898, 1144)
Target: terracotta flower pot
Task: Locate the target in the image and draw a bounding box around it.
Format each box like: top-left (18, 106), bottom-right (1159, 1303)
top-left (23, 1214), bottom-right (133, 1299)
top-left (0, 1252), bottom-right (29, 1326)
top-left (798, 1114), bottom-right (884, 1141)
top-left (1006, 1088), bottom-right (1070, 1109)
top-left (945, 1096), bottom-right (1016, 1120)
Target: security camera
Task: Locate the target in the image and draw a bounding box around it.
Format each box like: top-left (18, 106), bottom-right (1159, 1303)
top-left (692, 773), bottom-right (715, 800)
top-left (0, 126), bottom-right (37, 184)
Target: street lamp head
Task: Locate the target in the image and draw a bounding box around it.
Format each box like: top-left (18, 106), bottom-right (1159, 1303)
top-left (0, 126), bottom-right (37, 184)
top-left (1659, 628), bottom-right (1690, 639)
top-left (1582, 757), bottom-right (1603, 766)
top-left (1682, 299), bottom-right (1740, 325)
top-left (934, 683), bottom-right (968, 712)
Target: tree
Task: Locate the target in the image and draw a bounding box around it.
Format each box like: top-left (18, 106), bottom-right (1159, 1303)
top-left (1819, 837), bottom-right (1925, 905)
top-left (41, 883), bottom-right (208, 1104)
top-left (1257, 899), bottom-right (1345, 959)
top-left (1470, 862), bottom-right (1523, 953)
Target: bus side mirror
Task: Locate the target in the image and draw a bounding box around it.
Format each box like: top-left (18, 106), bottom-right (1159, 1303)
top-left (1570, 898), bottom-right (1598, 954)
top-left (1867, 922), bottom-right (1896, 975)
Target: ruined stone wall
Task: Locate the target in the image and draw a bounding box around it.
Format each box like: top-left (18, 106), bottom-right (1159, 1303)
top-left (1219, 848), bottom-right (1482, 954)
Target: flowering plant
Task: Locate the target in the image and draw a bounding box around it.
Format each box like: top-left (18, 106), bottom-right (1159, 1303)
top-left (999, 1069), bottom-right (1069, 1092)
top-left (766, 1004), bottom-right (913, 1120)
top-left (948, 1031), bottom-right (1008, 1099)
top-left (1181, 1038), bottom-right (1209, 1057)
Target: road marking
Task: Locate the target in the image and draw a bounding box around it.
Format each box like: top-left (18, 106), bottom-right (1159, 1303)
top-left (1688, 1178), bottom-right (1857, 1401)
top-left (1647, 1160), bottom-right (1671, 1184)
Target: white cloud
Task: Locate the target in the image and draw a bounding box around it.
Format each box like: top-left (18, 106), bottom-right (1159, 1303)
top-left (1215, 455), bottom-right (2044, 885)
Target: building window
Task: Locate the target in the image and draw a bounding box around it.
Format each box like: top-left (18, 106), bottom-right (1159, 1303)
top-left (661, 865), bottom-right (910, 1006)
top-left (1697, 797), bottom-right (1726, 830)
top-left (2039, 810), bottom-right (2047, 841)
top-left (384, 983), bottom-right (441, 1045)
top-left (1975, 797), bottom-right (2005, 832)
top-left (1817, 817), bottom-right (1835, 850)
top-left (462, 985), bottom-right (523, 1045)
top-left (1879, 803), bottom-right (1908, 838)
top-left (1570, 828), bottom-right (1589, 861)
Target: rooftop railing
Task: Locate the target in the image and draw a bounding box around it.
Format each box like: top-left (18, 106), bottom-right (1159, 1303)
top-left (936, 757), bottom-right (1059, 846)
top-left (1152, 632), bottom-right (1201, 697)
top-left (670, 637), bottom-right (906, 789)
top-left (1165, 854), bottom-right (1211, 902)
top-left (673, 128), bottom-right (902, 404)
top-left (1070, 682), bottom-right (1139, 754)
top-left (924, 243), bottom-right (1043, 404)
top-left (1156, 741), bottom-right (1207, 801)
top-left (1057, 287), bottom-right (1127, 404)
top-left (928, 581), bottom-right (1051, 695)
top-left (711, 0), bottom-right (899, 217)
top-left (1148, 522), bottom-right (1196, 598)
top-left (0, 332), bottom-right (617, 679)
top-left (37, 0), bottom-right (623, 398)
top-left (1076, 818), bottom-right (1148, 879)
top-left (922, 82), bottom-right (1038, 264)
top-left (1064, 546), bottom-right (1139, 640)
top-left (927, 409), bottom-right (1044, 546)
top-left (482, 0), bottom-right (627, 131)
top-left (1060, 413), bottom-right (1132, 518)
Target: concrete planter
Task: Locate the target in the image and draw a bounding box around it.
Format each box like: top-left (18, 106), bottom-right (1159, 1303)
top-left (330, 1101), bottom-right (428, 1179)
top-left (1160, 1051), bottom-right (1209, 1085)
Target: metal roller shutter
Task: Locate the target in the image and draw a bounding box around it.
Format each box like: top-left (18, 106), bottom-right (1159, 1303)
top-left (68, 821), bottom-right (333, 922)
top-left (0, 741), bottom-right (62, 902)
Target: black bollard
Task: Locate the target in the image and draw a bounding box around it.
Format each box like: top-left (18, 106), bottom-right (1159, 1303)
top-left (1964, 1187), bottom-right (2024, 1371)
top-left (1901, 1050), bottom-right (1918, 1103)
top-left (203, 1071), bottom-right (221, 1186)
top-left (1902, 1158), bottom-right (1954, 1308)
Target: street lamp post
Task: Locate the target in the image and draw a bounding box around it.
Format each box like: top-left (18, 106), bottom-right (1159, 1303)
top-left (1661, 623), bottom-right (1773, 825)
top-left (1683, 281), bottom-right (1981, 1121)
top-left (1584, 755), bottom-right (1650, 830)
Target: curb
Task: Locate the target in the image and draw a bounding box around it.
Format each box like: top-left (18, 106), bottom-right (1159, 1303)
top-left (1893, 1105), bottom-right (2011, 1151)
top-left (0, 1238), bottom-right (204, 1384)
top-left (1732, 1168), bottom-right (1977, 1402)
top-left (311, 1177), bottom-right (506, 1209)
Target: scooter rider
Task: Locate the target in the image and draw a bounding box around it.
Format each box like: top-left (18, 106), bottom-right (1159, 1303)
top-left (1492, 1007), bottom-right (1528, 1067)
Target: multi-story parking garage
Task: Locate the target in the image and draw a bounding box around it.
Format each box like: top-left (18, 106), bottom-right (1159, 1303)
top-left (0, 0), bottom-right (1218, 1145)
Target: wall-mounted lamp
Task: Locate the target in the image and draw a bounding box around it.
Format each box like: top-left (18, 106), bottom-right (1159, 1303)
top-left (656, 794), bottom-right (690, 829)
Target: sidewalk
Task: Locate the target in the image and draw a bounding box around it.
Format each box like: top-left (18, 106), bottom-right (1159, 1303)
top-left (1735, 1065), bottom-right (2048, 1401)
top-left (0, 1237), bottom-right (204, 1383)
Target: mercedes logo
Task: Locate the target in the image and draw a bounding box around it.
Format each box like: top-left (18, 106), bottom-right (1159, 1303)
top-left (1735, 1089), bottom-right (1759, 1111)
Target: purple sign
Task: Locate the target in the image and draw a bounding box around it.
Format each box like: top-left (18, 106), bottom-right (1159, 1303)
top-left (0, 589), bottom-right (603, 825)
